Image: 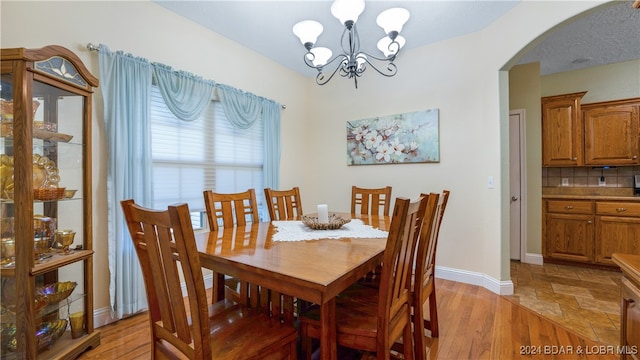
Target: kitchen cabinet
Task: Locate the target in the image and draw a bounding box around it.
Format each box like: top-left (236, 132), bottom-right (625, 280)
top-left (595, 201), bottom-right (640, 266)
top-left (544, 199), bottom-right (594, 263)
top-left (0, 45), bottom-right (100, 358)
top-left (612, 253), bottom-right (640, 360)
top-left (541, 92), bottom-right (586, 167)
top-left (583, 98), bottom-right (640, 166)
top-left (544, 197), bottom-right (640, 269)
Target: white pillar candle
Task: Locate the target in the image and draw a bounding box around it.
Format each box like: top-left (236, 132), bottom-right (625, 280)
top-left (317, 204), bottom-right (329, 223)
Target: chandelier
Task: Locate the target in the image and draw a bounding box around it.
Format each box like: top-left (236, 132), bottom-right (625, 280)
top-left (292, 0), bottom-right (410, 88)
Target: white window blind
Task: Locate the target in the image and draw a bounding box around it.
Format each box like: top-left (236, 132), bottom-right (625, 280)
top-left (150, 86), bottom-right (265, 228)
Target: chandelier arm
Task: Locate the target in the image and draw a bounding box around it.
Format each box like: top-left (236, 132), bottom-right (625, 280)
top-left (359, 56), bottom-right (398, 78)
top-left (316, 58), bottom-right (349, 85)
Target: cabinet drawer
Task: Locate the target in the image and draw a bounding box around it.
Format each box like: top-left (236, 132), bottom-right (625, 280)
top-left (547, 200), bottom-right (593, 214)
top-left (597, 202), bottom-right (640, 217)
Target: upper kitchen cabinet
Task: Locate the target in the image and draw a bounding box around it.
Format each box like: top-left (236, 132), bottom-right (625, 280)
top-left (583, 98), bottom-right (640, 166)
top-left (541, 92), bottom-right (586, 167)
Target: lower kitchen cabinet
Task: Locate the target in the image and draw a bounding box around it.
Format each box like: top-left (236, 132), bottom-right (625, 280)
top-left (544, 198), bottom-right (640, 268)
top-left (546, 213), bottom-right (594, 263)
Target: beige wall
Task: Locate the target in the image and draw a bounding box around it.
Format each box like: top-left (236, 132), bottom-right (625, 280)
top-left (3, 0), bottom-right (626, 326)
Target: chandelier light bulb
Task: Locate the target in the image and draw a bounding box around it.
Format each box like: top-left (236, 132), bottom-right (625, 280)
top-left (293, 20), bottom-right (324, 47)
top-left (376, 8), bottom-right (410, 35)
top-left (331, 0), bottom-right (365, 26)
top-left (308, 47), bottom-right (333, 67)
top-left (377, 35), bottom-right (405, 57)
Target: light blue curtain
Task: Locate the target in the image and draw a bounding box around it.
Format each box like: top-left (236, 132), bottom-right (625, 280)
top-left (216, 84), bottom-right (281, 190)
top-left (216, 84), bottom-right (263, 129)
top-left (98, 44), bottom-right (153, 318)
top-left (152, 63), bottom-right (216, 121)
top-left (98, 45), bottom-right (281, 318)
top-left (262, 100), bottom-right (281, 190)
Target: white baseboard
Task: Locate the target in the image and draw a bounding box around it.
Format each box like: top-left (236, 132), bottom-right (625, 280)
top-left (522, 252), bottom-right (544, 265)
top-left (435, 265), bottom-right (514, 295)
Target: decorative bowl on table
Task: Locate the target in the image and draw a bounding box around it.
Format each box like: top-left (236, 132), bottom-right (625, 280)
top-left (301, 214), bottom-right (351, 230)
top-left (36, 281), bottom-right (77, 305)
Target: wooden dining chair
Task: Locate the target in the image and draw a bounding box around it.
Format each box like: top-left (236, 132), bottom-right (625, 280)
top-left (120, 199), bottom-right (298, 360)
top-left (299, 195), bottom-right (431, 360)
top-left (203, 188), bottom-right (260, 231)
top-left (359, 190), bottom-right (449, 359)
top-left (203, 189), bottom-right (260, 302)
top-left (351, 185), bottom-right (392, 216)
top-left (264, 187), bottom-right (303, 220)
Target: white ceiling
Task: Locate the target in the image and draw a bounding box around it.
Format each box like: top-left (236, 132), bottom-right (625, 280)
top-left (153, 0), bottom-right (640, 77)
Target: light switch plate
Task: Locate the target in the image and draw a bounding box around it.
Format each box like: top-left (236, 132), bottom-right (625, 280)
top-left (562, 178), bottom-right (569, 186)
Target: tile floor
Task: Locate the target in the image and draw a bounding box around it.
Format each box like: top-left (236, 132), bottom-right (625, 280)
top-left (506, 260), bottom-right (622, 346)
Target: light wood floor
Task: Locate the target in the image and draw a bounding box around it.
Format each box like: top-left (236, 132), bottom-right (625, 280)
top-left (78, 279), bottom-right (619, 360)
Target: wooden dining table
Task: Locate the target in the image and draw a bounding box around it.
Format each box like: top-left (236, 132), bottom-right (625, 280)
top-left (194, 213), bottom-right (390, 360)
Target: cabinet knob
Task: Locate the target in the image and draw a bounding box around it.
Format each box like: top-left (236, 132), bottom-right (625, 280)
top-left (587, 220), bottom-right (592, 224)
top-left (616, 207), bottom-right (627, 212)
top-left (633, 155), bottom-right (638, 160)
top-left (572, 157), bottom-right (577, 161)
top-left (565, 205), bottom-right (574, 210)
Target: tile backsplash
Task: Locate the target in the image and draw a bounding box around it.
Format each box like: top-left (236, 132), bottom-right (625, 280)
top-left (542, 166), bottom-right (640, 188)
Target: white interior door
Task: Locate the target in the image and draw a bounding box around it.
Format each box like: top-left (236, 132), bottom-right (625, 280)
top-left (509, 110), bottom-right (526, 260)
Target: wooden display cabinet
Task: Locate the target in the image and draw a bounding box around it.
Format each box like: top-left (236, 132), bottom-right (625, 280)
top-left (0, 45), bottom-right (100, 359)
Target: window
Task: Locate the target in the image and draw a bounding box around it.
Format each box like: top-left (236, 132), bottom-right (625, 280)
top-left (150, 86), bottom-right (265, 229)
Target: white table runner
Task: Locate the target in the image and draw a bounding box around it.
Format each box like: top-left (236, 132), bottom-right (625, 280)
top-left (271, 219), bottom-right (388, 242)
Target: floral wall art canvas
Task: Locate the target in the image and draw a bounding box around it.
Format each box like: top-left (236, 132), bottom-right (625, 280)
top-left (346, 109), bottom-right (440, 165)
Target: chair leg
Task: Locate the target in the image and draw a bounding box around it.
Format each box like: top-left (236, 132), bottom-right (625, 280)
top-left (402, 320), bottom-right (415, 360)
top-left (426, 291), bottom-right (438, 338)
top-left (413, 300), bottom-right (427, 360)
top-left (300, 323), bottom-right (313, 360)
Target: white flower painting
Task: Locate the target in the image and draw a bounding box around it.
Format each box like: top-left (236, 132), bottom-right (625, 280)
top-left (347, 109), bottom-right (439, 165)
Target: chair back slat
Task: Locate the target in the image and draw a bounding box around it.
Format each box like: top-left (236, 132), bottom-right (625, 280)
top-left (264, 187), bottom-right (303, 220)
top-left (414, 193), bottom-right (441, 290)
top-left (203, 189), bottom-right (260, 231)
top-left (351, 186), bottom-right (392, 216)
top-left (425, 190), bottom-right (450, 273)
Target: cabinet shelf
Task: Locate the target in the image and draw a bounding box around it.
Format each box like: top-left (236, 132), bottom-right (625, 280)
top-left (1, 129), bottom-right (73, 143)
top-left (0, 250), bottom-right (93, 277)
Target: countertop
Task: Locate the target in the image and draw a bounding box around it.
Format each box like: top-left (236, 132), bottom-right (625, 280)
top-left (612, 253), bottom-right (640, 284)
top-left (542, 187), bottom-right (640, 201)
